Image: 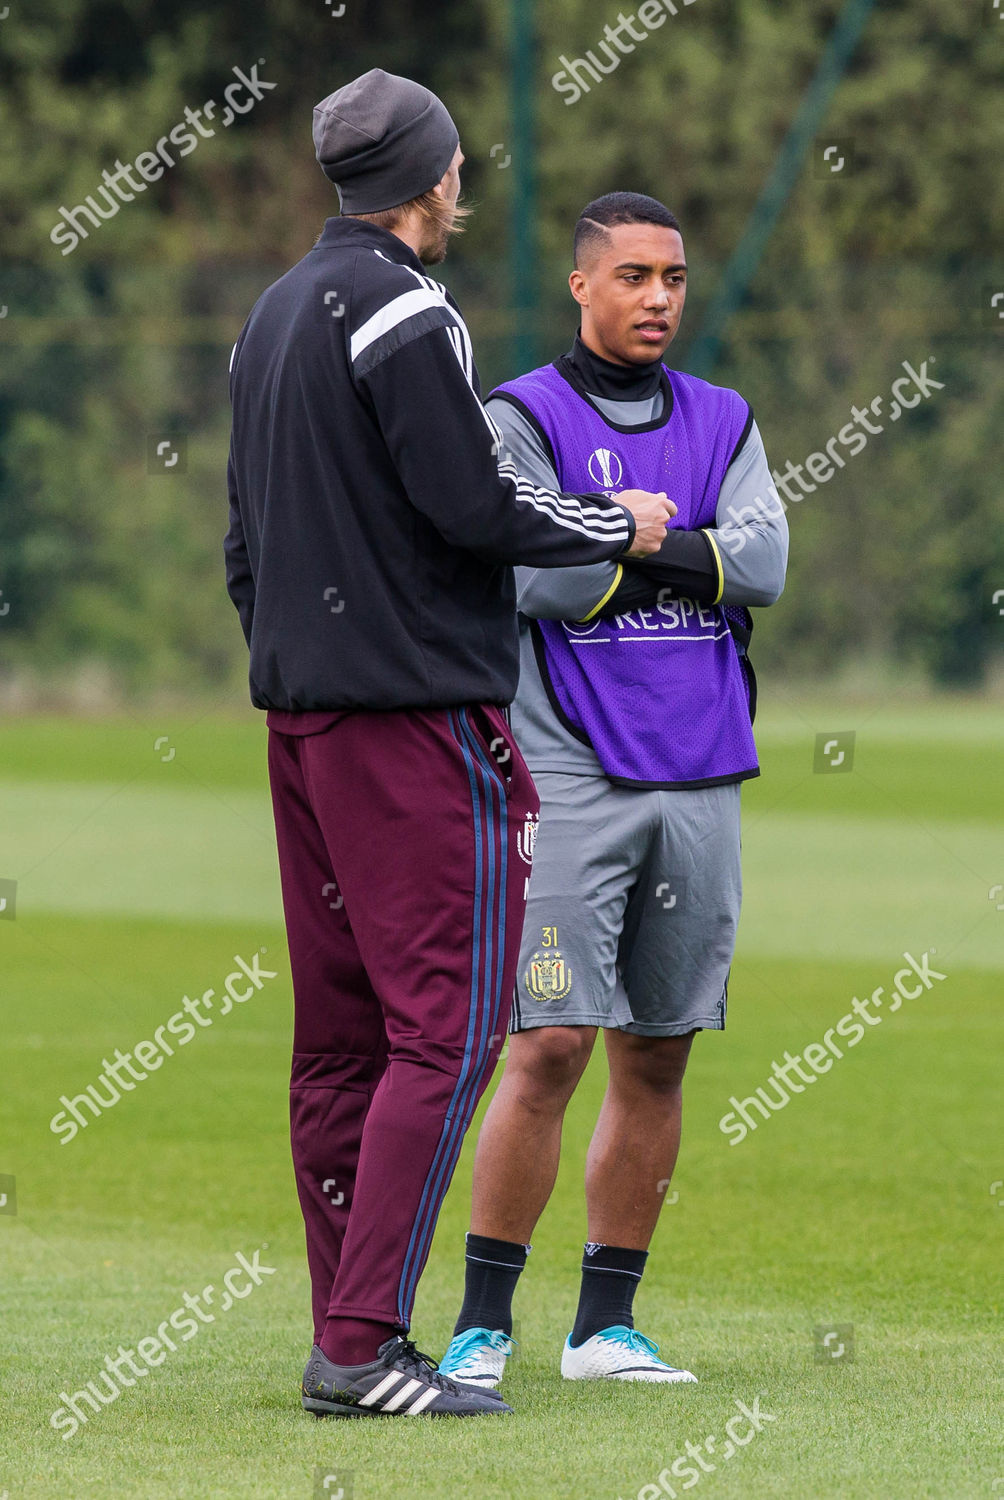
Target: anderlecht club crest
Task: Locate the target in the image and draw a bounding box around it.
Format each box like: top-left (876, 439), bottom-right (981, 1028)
top-left (525, 950), bottom-right (572, 1003)
top-left (517, 811), bottom-right (539, 866)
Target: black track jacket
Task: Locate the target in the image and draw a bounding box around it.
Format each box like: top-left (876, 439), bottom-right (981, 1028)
top-left (225, 218), bottom-right (636, 711)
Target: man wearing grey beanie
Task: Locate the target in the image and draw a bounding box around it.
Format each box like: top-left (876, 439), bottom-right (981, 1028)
top-left (225, 67), bottom-right (673, 1420)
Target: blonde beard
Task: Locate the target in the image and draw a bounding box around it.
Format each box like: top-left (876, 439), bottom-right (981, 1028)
top-left (419, 215), bottom-right (455, 266)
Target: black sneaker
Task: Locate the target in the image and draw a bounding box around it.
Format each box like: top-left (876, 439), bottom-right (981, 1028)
top-left (301, 1335), bottom-right (513, 1418)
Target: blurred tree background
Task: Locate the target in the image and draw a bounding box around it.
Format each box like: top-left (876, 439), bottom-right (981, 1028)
top-left (0, 0), bottom-right (1000, 702)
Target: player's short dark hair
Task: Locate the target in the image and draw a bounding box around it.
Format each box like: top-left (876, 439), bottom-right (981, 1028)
top-left (574, 192), bottom-right (681, 269)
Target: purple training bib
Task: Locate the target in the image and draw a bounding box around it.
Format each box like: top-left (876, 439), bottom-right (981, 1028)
top-left (494, 361), bottom-right (759, 788)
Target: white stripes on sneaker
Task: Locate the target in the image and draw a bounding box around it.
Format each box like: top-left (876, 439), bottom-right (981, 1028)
top-left (403, 1385), bottom-right (441, 1415)
top-left (379, 1377), bottom-right (423, 1412)
top-left (356, 1369), bottom-right (443, 1414)
top-left (357, 1371), bottom-right (405, 1407)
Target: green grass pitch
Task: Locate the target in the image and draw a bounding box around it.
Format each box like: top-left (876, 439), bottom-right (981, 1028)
top-left (0, 696), bottom-right (1000, 1498)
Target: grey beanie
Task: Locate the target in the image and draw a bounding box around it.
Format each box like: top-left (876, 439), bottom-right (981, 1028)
top-left (313, 69), bottom-right (460, 214)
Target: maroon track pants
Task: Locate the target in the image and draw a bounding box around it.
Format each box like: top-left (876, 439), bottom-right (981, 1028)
top-left (266, 704), bottom-right (539, 1337)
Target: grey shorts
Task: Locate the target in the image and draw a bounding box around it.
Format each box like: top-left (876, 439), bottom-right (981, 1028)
top-left (511, 772), bottom-right (742, 1037)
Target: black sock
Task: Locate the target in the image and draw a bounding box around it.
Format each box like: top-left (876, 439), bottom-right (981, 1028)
top-left (570, 1243), bottom-right (648, 1347)
top-left (453, 1233), bottom-right (529, 1337)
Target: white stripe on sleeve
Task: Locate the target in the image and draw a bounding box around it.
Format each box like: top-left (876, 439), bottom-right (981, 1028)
top-left (498, 458), bottom-right (629, 540)
top-left (351, 288), bottom-right (456, 364)
top-left (365, 253), bottom-right (628, 548)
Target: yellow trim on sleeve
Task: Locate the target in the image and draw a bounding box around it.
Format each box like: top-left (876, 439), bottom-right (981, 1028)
top-left (577, 563), bottom-right (624, 623)
top-left (703, 530), bottom-right (725, 606)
